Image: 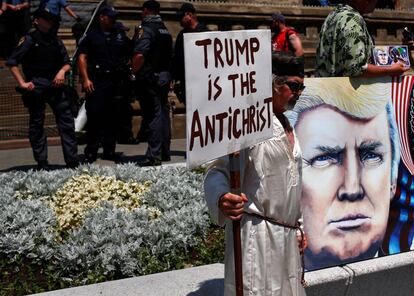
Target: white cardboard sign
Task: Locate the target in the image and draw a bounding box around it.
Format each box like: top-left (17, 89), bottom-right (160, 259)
top-left (184, 30), bottom-right (273, 168)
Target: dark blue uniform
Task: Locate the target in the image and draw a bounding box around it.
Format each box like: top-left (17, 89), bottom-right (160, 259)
top-left (134, 15), bottom-right (172, 163)
top-left (6, 29), bottom-right (79, 167)
top-left (78, 26), bottom-right (131, 160)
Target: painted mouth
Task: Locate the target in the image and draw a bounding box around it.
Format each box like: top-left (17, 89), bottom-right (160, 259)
top-left (329, 214), bottom-right (371, 231)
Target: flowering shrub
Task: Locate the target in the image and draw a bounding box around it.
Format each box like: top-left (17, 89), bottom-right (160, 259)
top-left (48, 174), bottom-right (153, 234)
top-left (0, 164), bottom-right (223, 295)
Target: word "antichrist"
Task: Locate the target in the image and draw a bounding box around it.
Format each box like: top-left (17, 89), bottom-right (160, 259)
top-left (189, 97), bottom-right (272, 151)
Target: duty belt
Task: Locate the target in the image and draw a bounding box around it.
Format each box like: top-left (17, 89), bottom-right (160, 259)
top-left (244, 212), bottom-right (307, 287)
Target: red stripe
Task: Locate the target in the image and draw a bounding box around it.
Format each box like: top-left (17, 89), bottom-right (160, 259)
top-left (404, 78), bottom-right (414, 174)
top-left (396, 76), bottom-right (414, 175)
top-left (401, 77), bottom-right (408, 165)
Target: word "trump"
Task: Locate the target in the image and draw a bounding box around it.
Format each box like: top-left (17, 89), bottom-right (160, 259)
top-left (195, 37), bottom-right (261, 69)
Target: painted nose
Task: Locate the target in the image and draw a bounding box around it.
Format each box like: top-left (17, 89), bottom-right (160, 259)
top-left (337, 148), bottom-right (364, 202)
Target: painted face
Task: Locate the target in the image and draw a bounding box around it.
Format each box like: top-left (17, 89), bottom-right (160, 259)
top-left (296, 106), bottom-right (392, 269)
top-left (272, 76), bottom-right (304, 114)
top-left (377, 50), bottom-right (389, 65)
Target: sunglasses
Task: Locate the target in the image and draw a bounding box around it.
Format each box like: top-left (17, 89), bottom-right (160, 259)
top-left (284, 81), bottom-right (305, 92)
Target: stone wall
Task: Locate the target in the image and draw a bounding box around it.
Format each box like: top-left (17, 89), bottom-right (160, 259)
top-left (109, 0), bottom-right (414, 71)
top-left (398, 0), bottom-right (414, 10)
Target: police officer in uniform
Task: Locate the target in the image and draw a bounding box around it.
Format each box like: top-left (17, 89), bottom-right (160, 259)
top-left (132, 0), bottom-right (172, 166)
top-left (6, 9), bottom-right (79, 170)
top-left (78, 5), bottom-right (132, 162)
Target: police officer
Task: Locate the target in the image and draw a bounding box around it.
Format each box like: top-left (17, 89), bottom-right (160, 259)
top-left (78, 5), bottom-right (132, 162)
top-left (6, 9), bottom-right (79, 170)
top-left (172, 2), bottom-right (208, 104)
top-left (132, 0), bottom-right (172, 166)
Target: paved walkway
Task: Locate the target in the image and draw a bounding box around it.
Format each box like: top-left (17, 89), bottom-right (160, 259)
top-left (0, 138), bottom-right (187, 172)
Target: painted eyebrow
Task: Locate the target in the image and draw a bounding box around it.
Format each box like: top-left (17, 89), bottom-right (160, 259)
top-left (314, 145), bottom-right (344, 154)
top-left (358, 141), bottom-right (383, 151)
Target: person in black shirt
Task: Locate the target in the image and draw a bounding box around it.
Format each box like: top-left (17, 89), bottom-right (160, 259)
top-left (78, 5), bottom-right (132, 162)
top-left (6, 9), bottom-right (79, 170)
top-left (172, 2), bottom-right (208, 104)
top-left (132, 0), bottom-right (172, 166)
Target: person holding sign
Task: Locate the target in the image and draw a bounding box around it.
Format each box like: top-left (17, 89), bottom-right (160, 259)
top-left (204, 56), bottom-right (306, 296)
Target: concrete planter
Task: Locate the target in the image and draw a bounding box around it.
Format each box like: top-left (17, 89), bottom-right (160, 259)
top-left (31, 251), bottom-right (414, 296)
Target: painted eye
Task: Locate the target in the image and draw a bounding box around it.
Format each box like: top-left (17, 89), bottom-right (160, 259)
top-left (360, 152), bottom-right (383, 166)
top-left (309, 155), bottom-right (339, 168)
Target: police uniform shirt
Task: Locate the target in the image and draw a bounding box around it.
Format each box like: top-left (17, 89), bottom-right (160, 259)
top-left (78, 27), bottom-right (131, 73)
top-left (6, 30), bottom-right (70, 80)
top-left (133, 15), bottom-right (172, 79)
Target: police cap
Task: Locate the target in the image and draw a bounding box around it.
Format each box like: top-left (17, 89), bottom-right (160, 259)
top-left (98, 5), bottom-right (117, 18)
top-left (33, 9), bottom-right (60, 22)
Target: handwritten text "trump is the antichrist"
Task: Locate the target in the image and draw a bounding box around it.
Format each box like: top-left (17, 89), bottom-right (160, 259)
top-left (189, 37), bottom-right (272, 151)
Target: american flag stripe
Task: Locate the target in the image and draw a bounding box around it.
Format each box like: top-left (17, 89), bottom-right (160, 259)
top-left (392, 76), bottom-right (414, 175)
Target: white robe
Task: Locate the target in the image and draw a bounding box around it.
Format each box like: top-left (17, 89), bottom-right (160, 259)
top-left (204, 116), bottom-right (306, 296)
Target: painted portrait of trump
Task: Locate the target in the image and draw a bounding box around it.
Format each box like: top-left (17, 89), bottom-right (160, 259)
top-left (286, 77), bottom-right (401, 270)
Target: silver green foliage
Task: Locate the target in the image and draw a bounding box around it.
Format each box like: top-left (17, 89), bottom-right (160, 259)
top-left (0, 163), bottom-right (208, 281)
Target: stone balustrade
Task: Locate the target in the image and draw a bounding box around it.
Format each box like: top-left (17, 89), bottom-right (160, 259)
top-left (105, 0), bottom-right (414, 71)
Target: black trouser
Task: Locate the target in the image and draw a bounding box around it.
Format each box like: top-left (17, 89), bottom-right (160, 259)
top-left (84, 76), bottom-right (117, 157)
top-left (115, 95), bottom-right (133, 141)
top-left (136, 80), bottom-right (171, 161)
top-left (23, 87), bottom-right (78, 165)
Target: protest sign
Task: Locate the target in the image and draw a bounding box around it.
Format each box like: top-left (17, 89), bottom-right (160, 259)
top-left (184, 30), bottom-right (273, 168)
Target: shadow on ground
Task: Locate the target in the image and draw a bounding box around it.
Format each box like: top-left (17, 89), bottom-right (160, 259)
top-left (1, 164), bottom-right (67, 172)
top-left (187, 278), bottom-right (224, 296)
top-left (0, 150), bottom-right (186, 172)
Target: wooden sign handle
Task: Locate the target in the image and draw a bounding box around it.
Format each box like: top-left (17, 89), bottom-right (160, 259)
top-left (230, 153), bottom-right (243, 296)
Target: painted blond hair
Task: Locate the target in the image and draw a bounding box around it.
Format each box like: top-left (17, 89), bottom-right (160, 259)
top-left (286, 76), bottom-right (400, 187)
top-left (302, 77), bottom-right (391, 118)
